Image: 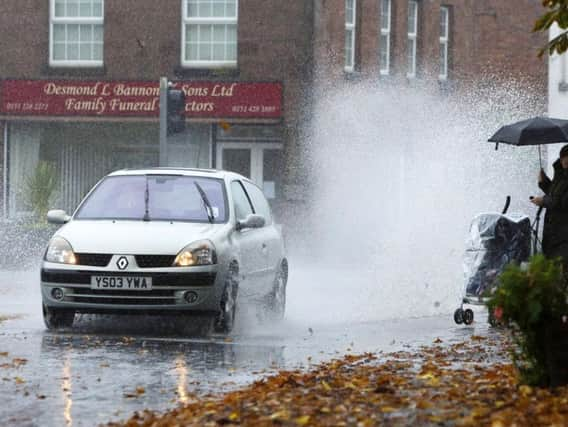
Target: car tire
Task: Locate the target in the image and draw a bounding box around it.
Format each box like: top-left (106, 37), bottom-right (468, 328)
top-left (266, 261), bottom-right (288, 321)
top-left (215, 263), bottom-right (239, 334)
top-left (43, 304), bottom-right (75, 330)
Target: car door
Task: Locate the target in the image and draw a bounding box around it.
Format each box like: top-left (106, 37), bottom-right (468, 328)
top-left (230, 180), bottom-right (266, 298)
top-left (243, 181), bottom-right (282, 292)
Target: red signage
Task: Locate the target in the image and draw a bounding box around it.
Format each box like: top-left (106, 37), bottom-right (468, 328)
top-left (0, 79), bottom-right (282, 119)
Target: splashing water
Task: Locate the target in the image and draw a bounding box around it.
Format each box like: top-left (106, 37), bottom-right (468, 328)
top-left (286, 78), bottom-right (543, 325)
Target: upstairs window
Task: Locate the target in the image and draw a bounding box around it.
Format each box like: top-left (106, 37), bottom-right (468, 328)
top-left (379, 0), bottom-right (391, 75)
top-left (182, 0), bottom-right (238, 68)
top-left (407, 0), bottom-right (418, 78)
top-left (439, 6), bottom-right (450, 80)
top-left (345, 0), bottom-right (356, 72)
top-left (50, 0), bottom-right (104, 67)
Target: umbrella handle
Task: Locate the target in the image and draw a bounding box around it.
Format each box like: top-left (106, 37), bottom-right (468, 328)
top-left (502, 196), bottom-right (511, 215)
top-left (495, 142), bottom-right (499, 151)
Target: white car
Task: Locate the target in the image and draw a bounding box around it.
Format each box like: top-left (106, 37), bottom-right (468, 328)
top-left (41, 168), bottom-right (288, 334)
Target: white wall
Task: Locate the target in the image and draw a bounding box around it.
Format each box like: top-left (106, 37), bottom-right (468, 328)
top-left (547, 24), bottom-right (568, 173)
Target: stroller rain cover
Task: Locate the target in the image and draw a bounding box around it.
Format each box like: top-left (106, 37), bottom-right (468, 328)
top-left (464, 213), bottom-right (531, 297)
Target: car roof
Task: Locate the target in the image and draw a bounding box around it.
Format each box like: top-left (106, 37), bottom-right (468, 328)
top-left (107, 167), bottom-right (256, 185)
top-left (107, 167), bottom-right (250, 182)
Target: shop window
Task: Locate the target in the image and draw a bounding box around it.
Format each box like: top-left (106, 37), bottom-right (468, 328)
top-left (8, 124), bottom-right (41, 216)
top-left (216, 143), bottom-right (283, 201)
top-left (439, 6), bottom-right (450, 80)
top-left (182, 0), bottom-right (238, 68)
top-left (262, 148), bottom-right (283, 200)
top-left (6, 122), bottom-right (159, 217)
top-left (222, 149), bottom-right (251, 178)
top-left (50, 0), bottom-right (104, 67)
top-left (379, 0), bottom-right (391, 75)
top-left (166, 124), bottom-right (211, 169)
top-left (407, 0), bottom-right (418, 78)
top-left (345, 0), bottom-right (356, 72)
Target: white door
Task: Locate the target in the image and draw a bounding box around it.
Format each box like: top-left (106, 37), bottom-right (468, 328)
top-left (216, 142), bottom-right (283, 200)
top-left (229, 180), bottom-right (266, 298)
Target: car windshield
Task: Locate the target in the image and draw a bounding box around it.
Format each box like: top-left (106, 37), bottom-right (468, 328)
top-left (75, 175), bottom-right (227, 223)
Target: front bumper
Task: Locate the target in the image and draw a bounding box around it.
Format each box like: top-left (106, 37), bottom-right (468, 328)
top-left (41, 261), bottom-right (222, 314)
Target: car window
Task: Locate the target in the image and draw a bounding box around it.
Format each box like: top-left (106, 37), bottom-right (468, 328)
top-left (243, 181), bottom-right (272, 225)
top-left (231, 181), bottom-right (253, 221)
top-left (75, 175), bottom-right (228, 222)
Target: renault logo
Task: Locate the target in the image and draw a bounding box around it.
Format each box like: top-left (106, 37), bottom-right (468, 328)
top-left (116, 256), bottom-right (129, 270)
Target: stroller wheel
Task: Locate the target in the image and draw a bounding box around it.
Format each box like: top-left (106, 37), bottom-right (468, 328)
top-left (463, 309), bottom-right (474, 325)
top-left (453, 308), bottom-right (464, 324)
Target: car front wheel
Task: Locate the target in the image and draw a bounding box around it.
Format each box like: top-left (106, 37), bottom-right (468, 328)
top-left (43, 304), bottom-right (75, 330)
top-left (215, 263), bottom-right (239, 334)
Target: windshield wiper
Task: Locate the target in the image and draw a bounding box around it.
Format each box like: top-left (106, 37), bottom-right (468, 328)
top-left (194, 182), bottom-right (214, 223)
top-left (143, 175), bottom-right (150, 221)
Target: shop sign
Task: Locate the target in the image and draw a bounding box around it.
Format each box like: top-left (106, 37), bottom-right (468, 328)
top-left (0, 79), bottom-right (282, 119)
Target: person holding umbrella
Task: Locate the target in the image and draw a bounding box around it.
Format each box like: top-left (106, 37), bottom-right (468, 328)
top-left (530, 144), bottom-right (568, 269)
top-left (489, 116), bottom-right (568, 262)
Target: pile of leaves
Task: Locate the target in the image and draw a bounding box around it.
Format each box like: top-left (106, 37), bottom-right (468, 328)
top-left (109, 333), bottom-right (568, 427)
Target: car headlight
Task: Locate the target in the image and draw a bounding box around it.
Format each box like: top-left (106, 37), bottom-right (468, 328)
top-left (45, 236), bottom-right (77, 264)
top-left (174, 240), bottom-right (217, 266)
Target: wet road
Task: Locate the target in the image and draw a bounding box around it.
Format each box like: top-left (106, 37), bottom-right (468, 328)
top-left (0, 266), bottom-right (488, 427)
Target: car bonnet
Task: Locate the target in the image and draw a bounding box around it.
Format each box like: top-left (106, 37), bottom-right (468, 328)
top-left (55, 220), bottom-right (221, 255)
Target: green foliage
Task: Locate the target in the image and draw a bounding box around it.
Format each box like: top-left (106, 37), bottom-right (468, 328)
top-left (486, 255), bottom-right (568, 386)
top-left (25, 161), bottom-right (58, 222)
top-left (534, 0), bottom-right (568, 56)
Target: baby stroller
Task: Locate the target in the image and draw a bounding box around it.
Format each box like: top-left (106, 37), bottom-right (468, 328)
top-left (454, 197), bottom-right (533, 325)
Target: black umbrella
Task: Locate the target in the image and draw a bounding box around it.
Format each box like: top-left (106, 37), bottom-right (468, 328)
top-left (488, 116), bottom-right (568, 167)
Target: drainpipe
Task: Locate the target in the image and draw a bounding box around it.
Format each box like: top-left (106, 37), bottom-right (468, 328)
top-left (3, 122), bottom-right (7, 219)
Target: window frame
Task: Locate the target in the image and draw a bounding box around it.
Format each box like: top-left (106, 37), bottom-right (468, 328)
top-left (379, 0), bottom-right (391, 76)
top-left (439, 6), bottom-right (450, 81)
top-left (345, 0), bottom-right (357, 73)
top-left (49, 0), bottom-right (104, 68)
top-left (181, 0), bottom-right (239, 69)
top-left (230, 180), bottom-right (254, 222)
top-left (407, 0), bottom-right (418, 79)
top-left (243, 180), bottom-right (273, 225)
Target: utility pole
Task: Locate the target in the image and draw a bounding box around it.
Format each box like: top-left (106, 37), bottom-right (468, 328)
top-left (159, 77), bottom-right (168, 166)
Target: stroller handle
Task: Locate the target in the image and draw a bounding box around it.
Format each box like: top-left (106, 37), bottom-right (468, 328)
top-left (502, 196), bottom-right (511, 215)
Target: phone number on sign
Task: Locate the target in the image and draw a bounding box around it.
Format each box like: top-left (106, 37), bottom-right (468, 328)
top-left (231, 105), bottom-right (277, 114)
top-left (4, 102), bottom-right (49, 112)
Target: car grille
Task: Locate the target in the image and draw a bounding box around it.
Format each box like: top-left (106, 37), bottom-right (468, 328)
top-left (72, 288), bottom-right (175, 297)
top-left (135, 255), bottom-right (176, 268)
top-left (41, 269), bottom-right (216, 287)
top-left (70, 296), bottom-right (176, 305)
top-left (75, 253), bottom-right (112, 267)
top-left (69, 288), bottom-right (177, 305)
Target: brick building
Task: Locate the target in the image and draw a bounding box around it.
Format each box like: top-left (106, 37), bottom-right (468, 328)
top-left (0, 0), bottom-right (547, 221)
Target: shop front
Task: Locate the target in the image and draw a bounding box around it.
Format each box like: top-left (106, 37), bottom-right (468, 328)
top-left (0, 79), bottom-right (283, 218)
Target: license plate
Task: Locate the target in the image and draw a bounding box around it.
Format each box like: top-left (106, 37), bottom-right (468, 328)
top-left (90, 276), bottom-right (153, 290)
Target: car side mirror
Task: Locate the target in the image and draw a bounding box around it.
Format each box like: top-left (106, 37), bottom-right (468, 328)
top-left (47, 209), bottom-right (71, 225)
top-left (236, 214), bottom-right (265, 231)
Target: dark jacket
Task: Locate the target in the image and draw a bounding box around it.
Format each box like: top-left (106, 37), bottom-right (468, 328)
top-left (539, 160), bottom-right (568, 259)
